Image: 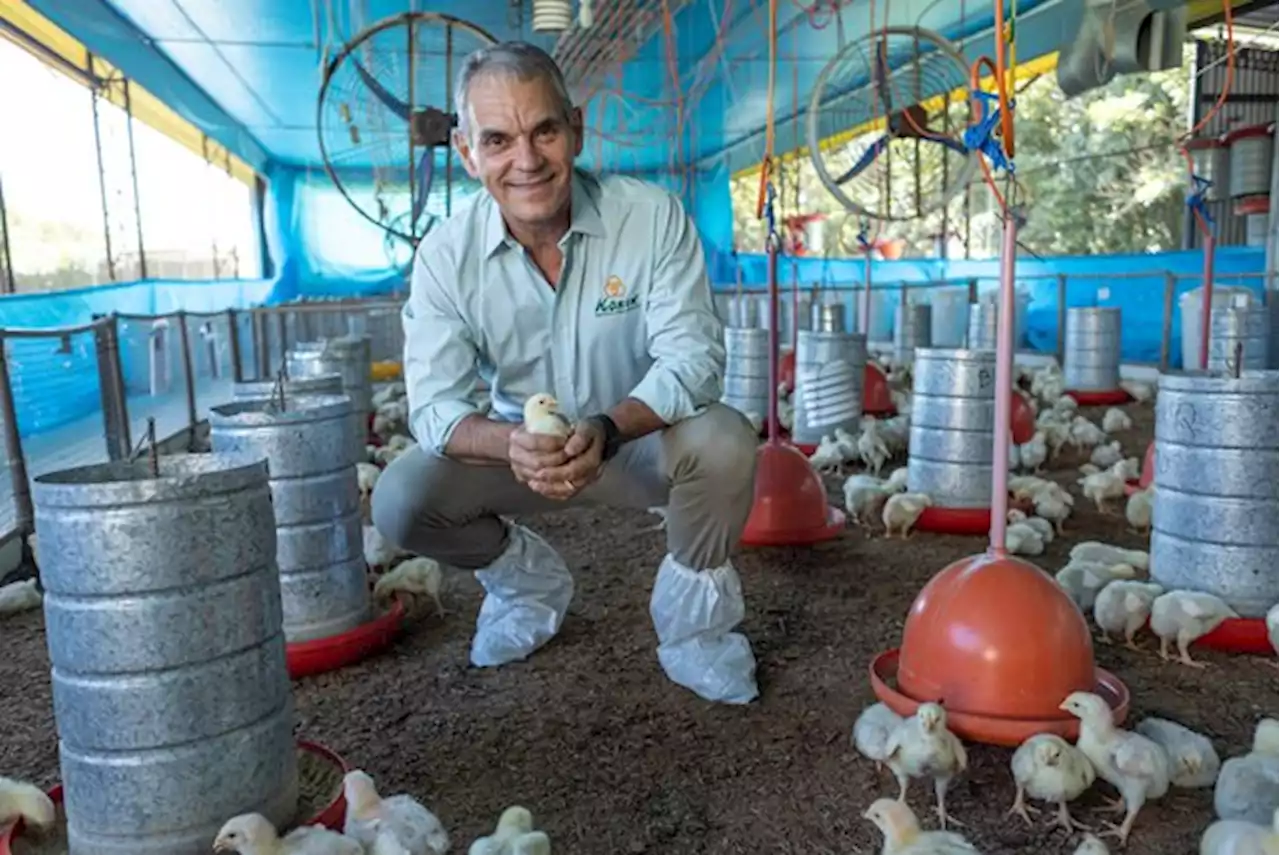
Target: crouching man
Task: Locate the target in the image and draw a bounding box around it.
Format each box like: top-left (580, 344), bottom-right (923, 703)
top-left (371, 41), bottom-right (760, 704)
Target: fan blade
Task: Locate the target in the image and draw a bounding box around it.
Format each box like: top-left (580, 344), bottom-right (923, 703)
top-left (411, 148), bottom-right (435, 227)
top-left (352, 58), bottom-right (413, 121)
top-left (833, 135), bottom-right (888, 186)
top-left (873, 40), bottom-right (895, 122)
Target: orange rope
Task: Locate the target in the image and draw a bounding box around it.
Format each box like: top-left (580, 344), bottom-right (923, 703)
top-left (1179, 0), bottom-right (1235, 238)
top-left (755, 0), bottom-right (780, 219)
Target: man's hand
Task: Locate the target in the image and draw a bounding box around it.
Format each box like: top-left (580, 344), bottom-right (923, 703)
top-left (508, 426), bottom-right (570, 486)
top-left (526, 419), bottom-right (607, 500)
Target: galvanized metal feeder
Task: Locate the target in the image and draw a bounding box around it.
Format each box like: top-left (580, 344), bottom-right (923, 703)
top-left (1064, 306), bottom-right (1130, 406)
top-left (209, 387), bottom-right (404, 675)
top-left (1150, 369), bottom-right (1278, 652)
top-left (31, 449), bottom-right (299, 855)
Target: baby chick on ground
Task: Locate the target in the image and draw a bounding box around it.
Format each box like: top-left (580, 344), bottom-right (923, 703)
top-left (853, 702), bottom-right (905, 775)
top-left (883, 702), bottom-right (969, 830)
top-left (1007, 733), bottom-right (1096, 832)
top-left (343, 769), bottom-right (450, 855)
top-left (1060, 692), bottom-right (1170, 846)
top-left (863, 798), bottom-right (981, 854)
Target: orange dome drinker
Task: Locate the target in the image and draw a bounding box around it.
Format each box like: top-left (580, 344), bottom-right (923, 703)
top-left (868, 124), bottom-right (1129, 743)
top-left (742, 193), bottom-right (844, 547)
top-left (863, 362), bottom-right (896, 416)
top-left (1010, 389), bottom-right (1035, 444)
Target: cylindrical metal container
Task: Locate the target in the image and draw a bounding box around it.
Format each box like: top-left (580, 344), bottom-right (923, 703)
top-left (791, 330), bottom-right (866, 445)
top-left (1227, 124), bottom-right (1275, 199)
top-left (233, 372), bottom-right (344, 402)
top-left (1208, 303), bottom-right (1270, 374)
top-left (758, 294), bottom-right (811, 346)
top-left (32, 454), bottom-right (298, 855)
top-left (209, 395), bottom-right (369, 643)
top-left (726, 295), bottom-right (759, 328)
top-left (287, 335), bottom-right (373, 416)
top-left (813, 298), bottom-right (846, 333)
top-left (966, 301), bottom-right (998, 350)
top-left (907, 348), bottom-right (997, 508)
top-left (1064, 307), bottom-right (1123, 392)
top-left (1187, 137), bottom-right (1230, 202)
top-left (1151, 371), bottom-right (1279, 617)
top-left (722, 327), bottom-right (771, 421)
top-left (894, 303), bottom-right (933, 364)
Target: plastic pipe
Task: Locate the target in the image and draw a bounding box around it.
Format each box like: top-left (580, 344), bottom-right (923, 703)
top-left (1199, 234), bottom-right (1215, 370)
top-left (767, 239), bottom-right (781, 443)
top-left (989, 214), bottom-right (1018, 556)
top-left (861, 253), bottom-right (873, 337)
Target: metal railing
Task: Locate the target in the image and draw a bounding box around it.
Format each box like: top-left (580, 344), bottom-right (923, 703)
top-left (0, 296), bottom-right (406, 563)
top-left (716, 268), bottom-right (1276, 374)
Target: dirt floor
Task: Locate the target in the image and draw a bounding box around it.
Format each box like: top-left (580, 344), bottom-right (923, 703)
top-left (1, 401), bottom-right (1276, 855)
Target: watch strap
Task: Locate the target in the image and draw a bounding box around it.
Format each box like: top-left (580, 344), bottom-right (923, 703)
top-left (591, 414), bottom-right (623, 461)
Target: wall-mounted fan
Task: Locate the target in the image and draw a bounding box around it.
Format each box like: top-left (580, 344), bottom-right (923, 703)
top-left (317, 12), bottom-right (497, 265)
top-left (808, 26), bottom-right (978, 224)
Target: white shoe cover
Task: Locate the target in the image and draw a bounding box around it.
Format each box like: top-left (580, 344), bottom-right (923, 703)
top-left (470, 524), bottom-right (574, 667)
top-left (649, 554), bottom-right (759, 704)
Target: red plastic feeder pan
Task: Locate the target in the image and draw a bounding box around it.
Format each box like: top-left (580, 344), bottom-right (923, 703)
top-left (1066, 388), bottom-right (1132, 407)
top-left (1124, 441), bottom-right (1155, 497)
top-left (870, 552), bottom-right (1131, 747)
top-left (0, 741), bottom-right (350, 854)
top-left (1195, 617), bottom-right (1273, 655)
top-left (286, 599), bottom-right (406, 679)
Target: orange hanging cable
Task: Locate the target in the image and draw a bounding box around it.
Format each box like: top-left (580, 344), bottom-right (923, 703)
top-left (756, 0), bottom-right (780, 219)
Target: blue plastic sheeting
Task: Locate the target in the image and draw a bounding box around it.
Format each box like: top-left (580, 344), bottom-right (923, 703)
top-left (0, 278), bottom-right (272, 438)
top-left (719, 246), bottom-right (1268, 368)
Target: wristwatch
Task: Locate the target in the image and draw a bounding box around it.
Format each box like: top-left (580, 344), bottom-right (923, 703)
top-left (589, 413), bottom-right (624, 461)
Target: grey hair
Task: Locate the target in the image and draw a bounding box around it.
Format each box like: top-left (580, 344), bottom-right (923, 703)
top-left (454, 41), bottom-right (575, 140)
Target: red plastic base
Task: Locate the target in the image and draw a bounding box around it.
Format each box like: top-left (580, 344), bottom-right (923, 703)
top-left (914, 506), bottom-right (992, 536)
top-left (863, 363), bottom-right (896, 416)
top-left (1010, 392), bottom-right (1036, 445)
top-left (1066, 389), bottom-right (1132, 406)
top-left (1195, 617), bottom-right (1273, 654)
top-left (0, 741), bottom-right (350, 852)
top-left (869, 648), bottom-right (1131, 747)
top-left (1123, 481), bottom-right (1142, 497)
top-left (286, 600), bottom-right (405, 679)
top-left (742, 504), bottom-right (846, 547)
top-left (780, 349), bottom-right (796, 393)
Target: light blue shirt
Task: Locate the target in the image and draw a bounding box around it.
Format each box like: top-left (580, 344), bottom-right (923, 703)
top-left (403, 169), bottom-right (725, 454)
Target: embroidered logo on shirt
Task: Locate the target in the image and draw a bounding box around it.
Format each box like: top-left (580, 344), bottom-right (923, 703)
top-left (595, 275), bottom-right (640, 316)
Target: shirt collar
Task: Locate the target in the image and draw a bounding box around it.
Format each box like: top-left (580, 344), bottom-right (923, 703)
top-left (483, 169), bottom-right (605, 258)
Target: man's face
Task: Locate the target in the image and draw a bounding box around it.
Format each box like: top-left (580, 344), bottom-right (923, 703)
top-left (456, 72), bottom-right (583, 230)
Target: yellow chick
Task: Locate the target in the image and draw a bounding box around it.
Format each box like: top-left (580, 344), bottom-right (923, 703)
top-left (862, 798), bottom-right (981, 854)
top-left (469, 806), bottom-right (550, 855)
top-left (373, 557), bottom-right (446, 617)
top-left (1008, 733), bottom-right (1097, 832)
top-left (883, 702), bottom-right (968, 830)
top-left (522, 394), bottom-right (572, 438)
top-left (1060, 691), bottom-right (1170, 846)
top-left (0, 776), bottom-right (55, 830)
top-left (212, 812), bottom-right (363, 855)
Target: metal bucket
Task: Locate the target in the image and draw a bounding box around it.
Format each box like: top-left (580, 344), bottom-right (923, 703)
top-left (894, 303), bottom-right (933, 364)
top-left (1188, 138), bottom-right (1230, 202)
top-left (32, 454), bottom-right (298, 855)
top-left (287, 335), bottom-right (373, 416)
top-left (758, 295), bottom-right (811, 346)
top-left (791, 330), bottom-right (866, 444)
top-left (1064, 307), bottom-right (1122, 392)
top-left (907, 348), bottom-right (997, 508)
top-left (209, 395), bottom-right (370, 643)
top-left (722, 327), bottom-right (771, 420)
top-left (233, 373), bottom-right (344, 402)
top-left (1227, 124), bottom-right (1275, 199)
top-left (1209, 304), bottom-right (1270, 373)
top-left (966, 302), bottom-right (998, 350)
top-left (1150, 371), bottom-right (1279, 616)
top-left (812, 298), bottom-right (846, 333)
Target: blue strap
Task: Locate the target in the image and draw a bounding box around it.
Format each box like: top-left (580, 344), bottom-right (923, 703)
top-left (764, 181), bottom-right (780, 247)
top-left (855, 218), bottom-right (872, 253)
top-left (1186, 174), bottom-right (1216, 233)
top-left (963, 89), bottom-right (1016, 175)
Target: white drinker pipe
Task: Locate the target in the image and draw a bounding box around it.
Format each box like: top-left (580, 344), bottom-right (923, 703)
top-left (989, 214), bottom-right (1018, 555)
